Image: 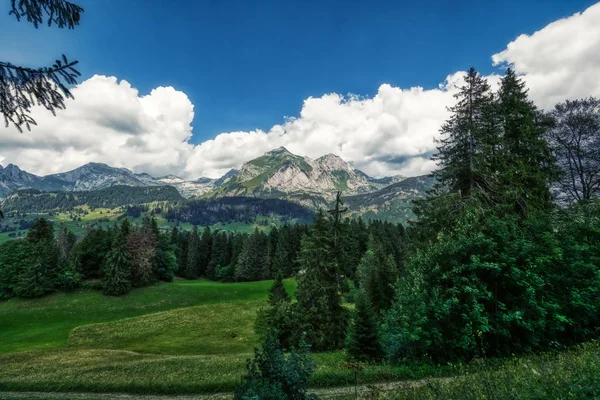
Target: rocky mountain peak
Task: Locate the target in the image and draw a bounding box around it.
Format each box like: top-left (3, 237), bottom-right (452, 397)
top-left (265, 146), bottom-right (292, 156)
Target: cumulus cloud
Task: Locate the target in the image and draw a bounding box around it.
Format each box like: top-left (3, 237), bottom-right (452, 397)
top-left (0, 76), bottom-right (195, 177)
top-left (1, 2), bottom-right (599, 179)
top-left (492, 2), bottom-right (600, 109)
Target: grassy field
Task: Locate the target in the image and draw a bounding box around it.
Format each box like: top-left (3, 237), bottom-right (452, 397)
top-left (0, 278), bottom-right (451, 395)
top-left (0, 279), bottom-right (292, 353)
top-left (383, 342), bottom-right (600, 399)
top-left (0, 207), bottom-right (282, 245)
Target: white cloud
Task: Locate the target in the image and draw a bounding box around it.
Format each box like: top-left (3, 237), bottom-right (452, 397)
top-left (1, 2), bottom-right (599, 179)
top-left (492, 2), bottom-right (600, 109)
top-left (0, 76), bottom-right (195, 178)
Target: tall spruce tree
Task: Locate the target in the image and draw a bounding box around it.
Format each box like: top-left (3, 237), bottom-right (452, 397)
top-left (497, 68), bottom-right (556, 215)
top-left (432, 67), bottom-right (498, 201)
top-left (269, 270), bottom-right (290, 304)
top-left (186, 226), bottom-right (201, 279)
top-left (103, 233), bottom-right (132, 296)
top-left (295, 210), bottom-right (347, 350)
top-left (198, 226), bottom-right (212, 276)
top-left (346, 290), bottom-right (383, 362)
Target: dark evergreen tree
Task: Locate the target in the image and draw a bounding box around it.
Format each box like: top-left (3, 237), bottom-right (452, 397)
top-left (207, 231), bottom-right (228, 279)
top-left (1, 0), bottom-right (84, 132)
top-left (295, 210), bottom-right (348, 351)
top-left (198, 226), bottom-right (212, 276)
top-left (432, 67), bottom-right (499, 201)
top-left (103, 233), bottom-right (132, 296)
top-left (27, 218), bottom-right (54, 243)
top-left (234, 229), bottom-right (269, 281)
top-left (497, 68), bottom-right (556, 215)
top-left (70, 227), bottom-right (112, 279)
top-left (346, 290), bottom-right (383, 362)
top-left (152, 232), bottom-right (178, 282)
top-left (268, 270), bottom-right (290, 304)
top-left (186, 226), bottom-right (201, 279)
top-left (234, 332), bottom-right (318, 400)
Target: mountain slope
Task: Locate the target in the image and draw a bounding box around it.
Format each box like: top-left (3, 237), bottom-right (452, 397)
top-left (45, 162), bottom-right (160, 191)
top-left (0, 164), bottom-right (44, 197)
top-left (207, 147), bottom-right (377, 203)
top-left (1, 185), bottom-right (184, 213)
top-left (343, 175), bottom-right (436, 222)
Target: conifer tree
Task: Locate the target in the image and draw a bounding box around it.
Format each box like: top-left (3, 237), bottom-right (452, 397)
top-left (346, 290), bottom-right (383, 362)
top-left (295, 210), bottom-right (347, 350)
top-left (497, 68), bottom-right (556, 215)
top-left (207, 231), bottom-right (229, 279)
top-left (235, 332), bottom-right (318, 400)
top-left (268, 270), bottom-right (290, 305)
top-left (126, 226), bottom-right (156, 287)
top-left (432, 67), bottom-right (499, 201)
top-left (186, 226), bottom-right (200, 279)
top-left (198, 226), bottom-right (212, 276)
top-left (103, 233), bottom-right (132, 296)
top-left (120, 219), bottom-right (131, 238)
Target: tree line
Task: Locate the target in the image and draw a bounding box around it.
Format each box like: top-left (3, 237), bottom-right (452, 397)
top-left (0, 212), bottom-right (404, 299)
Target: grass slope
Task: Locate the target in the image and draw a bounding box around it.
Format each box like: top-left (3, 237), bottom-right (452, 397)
top-left (0, 279), bottom-right (452, 395)
top-left (0, 279), bottom-right (292, 353)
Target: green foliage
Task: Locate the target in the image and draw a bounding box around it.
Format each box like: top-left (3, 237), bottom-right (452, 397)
top-left (383, 204), bottom-right (600, 362)
top-left (70, 227), bottom-right (111, 279)
top-left (268, 270), bottom-right (290, 304)
top-left (1, 185), bottom-right (183, 213)
top-left (256, 272), bottom-right (295, 348)
top-left (102, 234), bottom-right (132, 296)
top-left (357, 244), bottom-right (397, 315)
top-left (346, 290), bottom-right (383, 362)
top-left (295, 210), bottom-right (348, 351)
top-left (234, 332), bottom-right (319, 400)
top-left (26, 217), bottom-right (54, 242)
top-left (151, 233), bottom-right (178, 282)
top-left (432, 67), bottom-right (498, 201)
top-left (234, 228), bottom-right (269, 282)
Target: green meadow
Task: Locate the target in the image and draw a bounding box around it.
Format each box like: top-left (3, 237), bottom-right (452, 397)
top-left (0, 279), bottom-right (448, 395)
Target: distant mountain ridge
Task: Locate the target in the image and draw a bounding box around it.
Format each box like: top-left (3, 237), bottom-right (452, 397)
top-left (0, 149), bottom-right (432, 222)
top-left (204, 147), bottom-right (404, 205)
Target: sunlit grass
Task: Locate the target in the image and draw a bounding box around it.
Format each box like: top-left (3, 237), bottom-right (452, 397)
top-left (0, 279), bottom-right (295, 353)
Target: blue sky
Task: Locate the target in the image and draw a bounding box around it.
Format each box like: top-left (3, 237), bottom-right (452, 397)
top-left (2, 0), bottom-right (596, 144)
top-left (2, 0), bottom-right (599, 179)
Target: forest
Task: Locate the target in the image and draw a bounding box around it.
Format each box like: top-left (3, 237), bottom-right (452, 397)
top-left (0, 68), bottom-right (599, 399)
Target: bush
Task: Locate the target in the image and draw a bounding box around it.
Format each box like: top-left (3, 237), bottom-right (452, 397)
top-left (234, 332), bottom-right (319, 400)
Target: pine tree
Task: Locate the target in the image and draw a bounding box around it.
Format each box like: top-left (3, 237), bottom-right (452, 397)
top-left (268, 270), bottom-right (290, 305)
top-left (432, 67), bottom-right (499, 201)
top-left (126, 226), bottom-right (156, 287)
top-left (198, 226), bottom-right (212, 276)
top-left (27, 218), bottom-right (54, 243)
top-left (346, 290), bottom-right (383, 362)
top-left (186, 226), bottom-right (200, 279)
top-left (497, 68), bottom-right (556, 215)
top-left (1, 0), bottom-right (84, 132)
top-left (234, 229), bottom-right (269, 281)
top-left (295, 210), bottom-right (348, 351)
top-left (234, 332), bottom-right (318, 400)
top-left (103, 234), bottom-right (132, 296)
top-left (120, 219), bottom-right (131, 238)
top-left (207, 231), bottom-right (228, 279)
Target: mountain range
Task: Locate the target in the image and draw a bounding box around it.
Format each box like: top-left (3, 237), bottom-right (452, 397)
top-left (0, 148), bottom-right (435, 222)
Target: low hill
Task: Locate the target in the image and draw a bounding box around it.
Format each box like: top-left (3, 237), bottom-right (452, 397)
top-left (0, 185), bottom-right (185, 213)
top-left (344, 175), bottom-right (436, 222)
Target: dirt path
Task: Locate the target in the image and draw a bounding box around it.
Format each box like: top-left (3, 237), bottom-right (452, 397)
top-left (0, 377), bottom-right (451, 400)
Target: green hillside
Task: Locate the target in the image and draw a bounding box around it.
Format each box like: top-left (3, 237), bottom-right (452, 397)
top-left (0, 279), bottom-right (452, 395)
